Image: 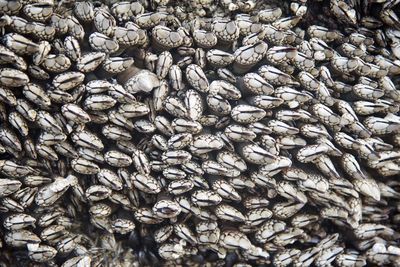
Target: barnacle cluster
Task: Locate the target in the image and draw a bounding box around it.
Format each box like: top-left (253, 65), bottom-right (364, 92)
top-left (0, 0), bottom-right (400, 266)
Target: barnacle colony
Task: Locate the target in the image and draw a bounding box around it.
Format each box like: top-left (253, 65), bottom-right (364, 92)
top-left (0, 0), bottom-right (400, 266)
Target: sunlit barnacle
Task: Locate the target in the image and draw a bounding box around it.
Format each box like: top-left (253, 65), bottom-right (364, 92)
top-left (211, 18), bottom-right (240, 42)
